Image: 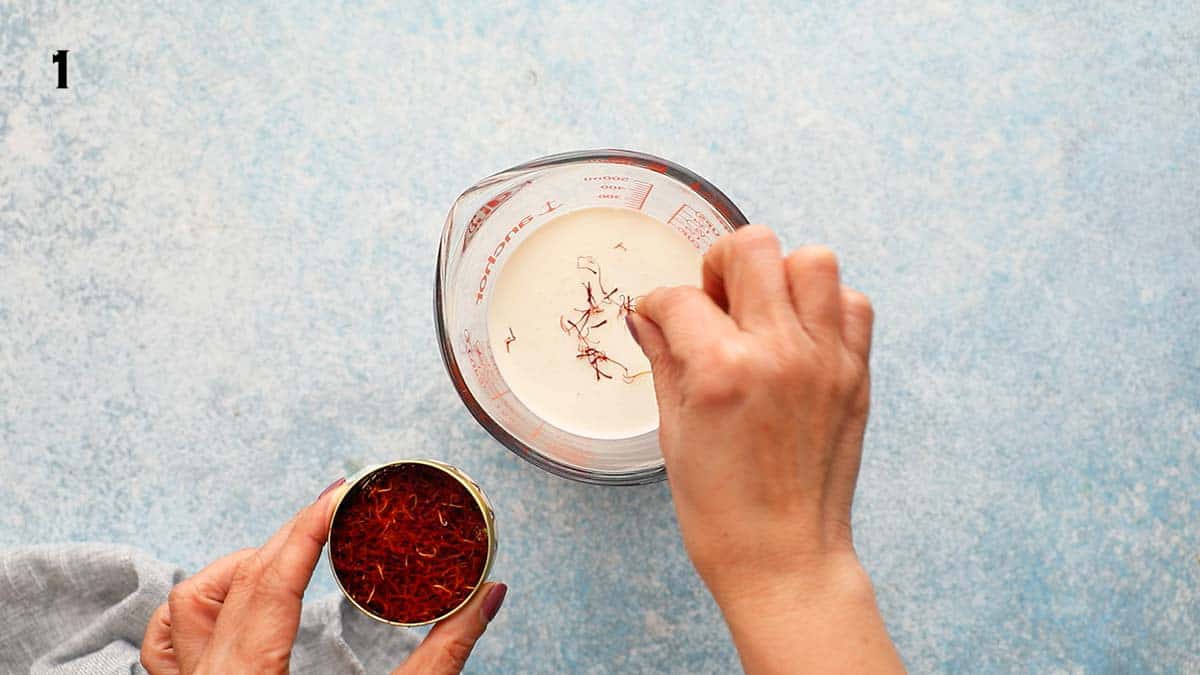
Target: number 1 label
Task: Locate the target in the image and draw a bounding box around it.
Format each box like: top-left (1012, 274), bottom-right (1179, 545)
top-left (53, 50), bottom-right (69, 89)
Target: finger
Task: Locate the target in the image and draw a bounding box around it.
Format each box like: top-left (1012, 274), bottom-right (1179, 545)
top-left (216, 480), bottom-right (347, 628)
top-left (784, 246), bottom-right (844, 343)
top-left (626, 312), bottom-right (683, 413)
top-left (140, 603), bottom-right (180, 675)
top-left (824, 287), bottom-right (874, 527)
top-left (166, 548), bottom-right (257, 673)
top-left (636, 286), bottom-right (739, 364)
top-left (626, 312), bottom-right (670, 371)
top-left (701, 257), bottom-right (729, 312)
top-left (222, 484), bottom-right (345, 655)
top-left (702, 225), bottom-right (793, 331)
top-left (840, 286), bottom-right (875, 365)
top-left (255, 511), bottom-right (300, 565)
top-left (824, 374), bottom-right (871, 528)
top-left (262, 482), bottom-right (345, 600)
top-left (392, 582), bottom-right (508, 675)
top-left (255, 476), bottom-right (345, 570)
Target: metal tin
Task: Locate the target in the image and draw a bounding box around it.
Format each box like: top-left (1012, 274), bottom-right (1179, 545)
top-left (326, 459), bottom-right (498, 627)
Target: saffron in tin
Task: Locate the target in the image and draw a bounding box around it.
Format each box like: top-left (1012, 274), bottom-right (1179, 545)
top-left (329, 463), bottom-right (489, 624)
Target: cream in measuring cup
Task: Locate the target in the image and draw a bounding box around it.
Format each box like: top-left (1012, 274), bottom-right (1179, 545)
top-left (438, 149), bottom-right (747, 483)
top-left (486, 206), bottom-right (701, 439)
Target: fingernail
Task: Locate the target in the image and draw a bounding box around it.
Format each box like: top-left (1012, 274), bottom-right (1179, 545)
top-left (481, 582), bottom-right (507, 623)
top-left (625, 314), bottom-right (641, 346)
top-left (317, 477), bottom-right (345, 502)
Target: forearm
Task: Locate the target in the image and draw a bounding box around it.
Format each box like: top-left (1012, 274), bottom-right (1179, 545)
top-left (713, 559), bottom-right (906, 675)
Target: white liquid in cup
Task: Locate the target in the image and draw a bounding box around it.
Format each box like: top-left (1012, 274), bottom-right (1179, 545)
top-left (487, 207), bottom-right (702, 439)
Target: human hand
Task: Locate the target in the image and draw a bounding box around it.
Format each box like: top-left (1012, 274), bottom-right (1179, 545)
top-left (140, 479), bottom-right (507, 675)
top-left (628, 226), bottom-right (903, 673)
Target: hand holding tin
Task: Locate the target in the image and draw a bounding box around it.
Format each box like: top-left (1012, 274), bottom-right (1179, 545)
top-left (628, 225), bottom-right (905, 674)
top-left (140, 479), bottom-right (505, 675)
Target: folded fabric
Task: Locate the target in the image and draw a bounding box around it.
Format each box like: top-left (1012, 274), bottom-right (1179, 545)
top-left (0, 544), bottom-right (418, 674)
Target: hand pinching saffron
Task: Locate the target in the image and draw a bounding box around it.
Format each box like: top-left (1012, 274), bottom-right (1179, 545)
top-left (327, 460), bottom-right (496, 625)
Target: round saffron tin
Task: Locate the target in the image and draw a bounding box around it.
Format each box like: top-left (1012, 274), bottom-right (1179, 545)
top-left (326, 459), bottom-right (497, 626)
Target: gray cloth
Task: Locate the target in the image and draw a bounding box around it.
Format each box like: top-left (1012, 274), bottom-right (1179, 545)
top-left (0, 545), bottom-right (419, 674)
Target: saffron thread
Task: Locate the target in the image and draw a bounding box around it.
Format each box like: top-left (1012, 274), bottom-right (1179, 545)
top-left (556, 257), bottom-right (648, 382)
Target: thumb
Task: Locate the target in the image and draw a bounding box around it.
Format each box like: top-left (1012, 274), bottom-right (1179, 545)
top-left (626, 311), bottom-right (683, 412)
top-left (391, 582), bottom-right (507, 675)
top-left (626, 312), bottom-right (669, 368)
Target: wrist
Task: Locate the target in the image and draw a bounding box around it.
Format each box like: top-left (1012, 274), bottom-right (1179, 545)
top-left (711, 556), bottom-right (899, 675)
top-left (711, 552), bottom-right (874, 630)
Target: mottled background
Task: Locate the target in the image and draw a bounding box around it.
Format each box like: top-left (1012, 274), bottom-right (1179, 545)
top-left (1, 1), bottom-right (1197, 673)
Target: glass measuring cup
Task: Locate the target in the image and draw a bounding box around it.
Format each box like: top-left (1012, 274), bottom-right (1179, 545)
top-left (436, 149), bottom-right (748, 485)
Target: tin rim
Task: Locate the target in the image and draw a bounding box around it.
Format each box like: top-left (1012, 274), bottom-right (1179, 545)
top-left (326, 459), bottom-right (498, 627)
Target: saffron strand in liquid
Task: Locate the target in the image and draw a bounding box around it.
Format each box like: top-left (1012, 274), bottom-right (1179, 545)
top-left (329, 463), bottom-right (489, 624)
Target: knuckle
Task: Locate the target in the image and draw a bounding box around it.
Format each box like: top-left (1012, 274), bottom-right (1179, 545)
top-left (709, 339), bottom-right (751, 375)
top-left (759, 348), bottom-right (799, 387)
top-left (234, 641), bottom-right (291, 672)
top-left (732, 224), bottom-right (781, 253)
top-left (231, 551), bottom-right (267, 588)
top-left (166, 581), bottom-right (193, 613)
top-left (645, 349), bottom-right (671, 374)
top-left (263, 561), bottom-right (291, 592)
top-left (654, 286), bottom-right (702, 322)
top-left (817, 354), bottom-right (848, 395)
top-left (688, 342), bottom-right (750, 406)
top-left (166, 583), bottom-right (184, 606)
top-left (830, 371), bottom-right (853, 400)
top-left (850, 381), bottom-right (871, 417)
top-left (842, 357), bottom-right (865, 388)
top-left (783, 346), bottom-right (821, 380)
top-left (656, 285), bottom-right (694, 307)
top-left (690, 373), bottom-right (743, 407)
top-left (639, 285), bottom-right (683, 317)
top-left (252, 555), bottom-right (307, 606)
top-left (796, 351), bottom-right (843, 398)
top-left (439, 634), bottom-right (478, 671)
top-left (640, 286), bottom-right (668, 306)
top-left (844, 355), bottom-right (870, 406)
top-left (843, 288), bottom-right (874, 322)
top-left (251, 559), bottom-right (296, 603)
top-left (773, 340), bottom-right (809, 374)
top-left (789, 246), bottom-right (840, 276)
top-left (832, 355), bottom-right (864, 399)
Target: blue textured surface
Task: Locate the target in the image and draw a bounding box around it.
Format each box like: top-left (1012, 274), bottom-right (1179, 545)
top-left (2, 2), bottom-right (1198, 673)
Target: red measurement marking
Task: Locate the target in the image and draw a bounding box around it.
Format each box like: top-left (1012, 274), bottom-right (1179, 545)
top-left (474, 200), bottom-right (562, 303)
top-left (585, 176), bottom-right (652, 209)
top-left (527, 421), bottom-right (545, 442)
top-left (461, 180), bottom-right (532, 253)
top-left (667, 204), bottom-right (723, 247)
top-left (537, 435), bottom-right (589, 465)
top-left (462, 330), bottom-right (506, 401)
top-left (624, 181), bottom-right (653, 210)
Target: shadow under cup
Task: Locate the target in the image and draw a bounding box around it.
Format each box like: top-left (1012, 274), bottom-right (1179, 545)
top-left (436, 149), bottom-right (748, 485)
